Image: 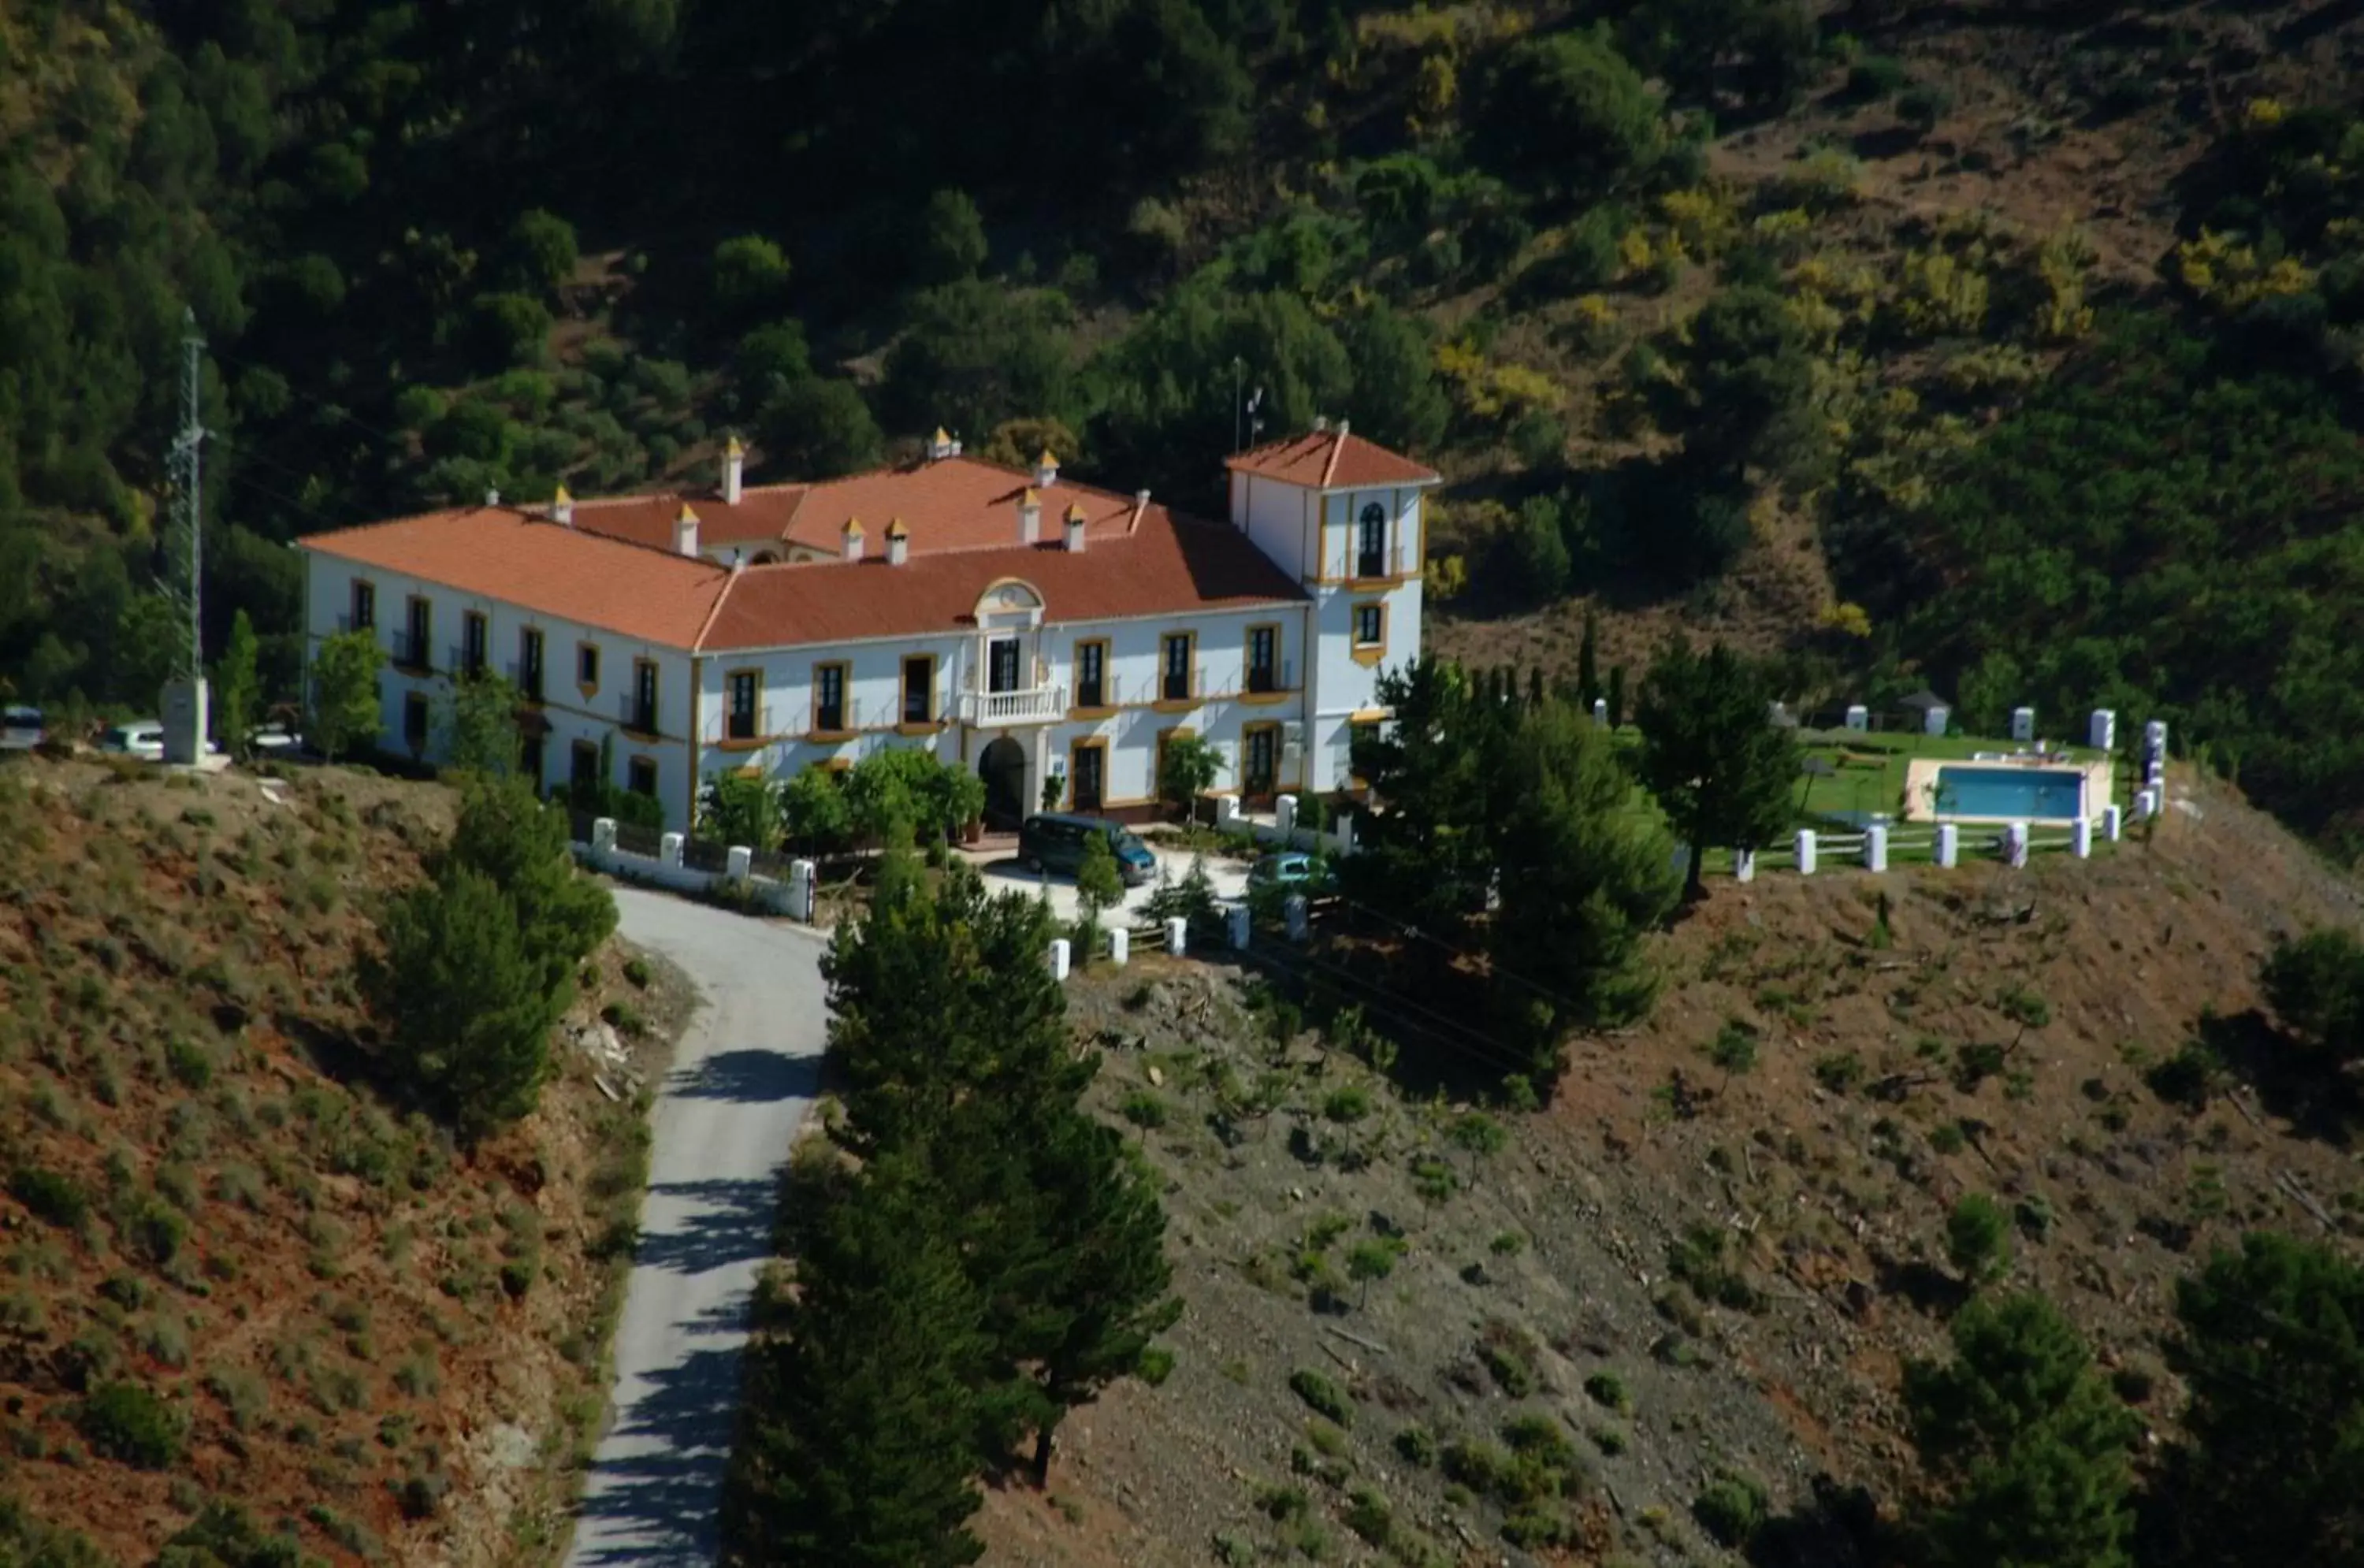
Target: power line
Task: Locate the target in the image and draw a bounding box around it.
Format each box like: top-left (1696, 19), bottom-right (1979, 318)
top-left (1331, 891), bottom-right (1601, 1022)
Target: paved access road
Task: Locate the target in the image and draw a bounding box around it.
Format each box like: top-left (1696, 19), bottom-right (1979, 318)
top-left (563, 886), bottom-right (830, 1568)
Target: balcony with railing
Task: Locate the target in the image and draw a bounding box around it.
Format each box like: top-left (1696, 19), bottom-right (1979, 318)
top-left (450, 645), bottom-right (489, 681)
top-left (391, 630), bottom-right (429, 671)
top-left (704, 705), bottom-right (773, 746)
top-left (957, 685), bottom-right (1065, 726)
top-left (1336, 542), bottom-right (1415, 584)
top-left (507, 658), bottom-right (545, 703)
top-left (619, 690), bottom-right (660, 736)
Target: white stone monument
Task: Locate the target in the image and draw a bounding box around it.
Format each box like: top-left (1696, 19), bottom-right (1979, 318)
top-left (1924, 703), bottom-right (1950, 737)
top-left (1845, 704), bottom-right (1869, 733)
top-left (2088, 709), bottom-right (2116, 752)
top-left (2011, 707), bottom-right (2035, 743)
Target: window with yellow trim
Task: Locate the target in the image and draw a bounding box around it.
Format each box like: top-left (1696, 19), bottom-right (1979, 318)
top-left (1246, 624), bottom-right (1280, 693)
top-left (1351, 603), bottom-right (1385, 648)
top-left (1072, 639), bottom-right (1109, 708)
top-left (813, 662), bottom-right (849, 733)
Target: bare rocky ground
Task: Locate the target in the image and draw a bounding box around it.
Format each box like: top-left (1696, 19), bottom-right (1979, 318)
top-left (978, 766), bottom-right (2364, 1566)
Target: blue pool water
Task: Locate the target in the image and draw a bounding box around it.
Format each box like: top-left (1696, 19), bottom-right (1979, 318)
top-left (1934, 765), bottom-right (2085, 819)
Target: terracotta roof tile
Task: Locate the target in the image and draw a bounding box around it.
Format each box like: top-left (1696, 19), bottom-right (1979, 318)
top-left (299, 507), bottom-right (729, 648)
top-left (697, 510), bottom-right (1303, 652)
top-left (1224, 428), bottom-right (1440, 489)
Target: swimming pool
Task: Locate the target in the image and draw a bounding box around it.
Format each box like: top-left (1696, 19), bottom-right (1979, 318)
top-left (1932, 765), bottom-right (2086, 820)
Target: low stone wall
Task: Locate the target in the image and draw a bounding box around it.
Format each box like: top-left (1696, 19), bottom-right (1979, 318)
top-left (570, 818), bottom-right (817, 920)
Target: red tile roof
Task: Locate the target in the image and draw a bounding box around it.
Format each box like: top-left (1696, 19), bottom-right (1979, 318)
top-left (1224, 428), bottom-right (1440, 489)
top-left (698, 510), bottom-right (1302, 651)
top-left (299, 507), bottom-right (730, 647)
top-left (299, 496), bottom-right (1304, 652)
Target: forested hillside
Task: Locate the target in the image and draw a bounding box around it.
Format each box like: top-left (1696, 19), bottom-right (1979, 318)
top-left (6, 0), bottom-right (2364, 845)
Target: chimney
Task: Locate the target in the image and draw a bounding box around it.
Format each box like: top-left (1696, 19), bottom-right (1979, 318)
top-left (552, 485), bottom-right (574, 527)
top-left (674, 503), bottom-right (701, 558)
top-left (1063, 502), bottom-right (1087, 554)
top-left (1033, 447), bottom-right (1060, 489)
top-left (928, 427), bottom-right (955, 462)
top-left (722, 435), bottom-right (745, 505)
top-left (840, 516), bottom-right (864, 563)
top-left (1134, 489), bottom-right (1151, 508)
top-left (1336, 418), bottom-right (1350, 440)
top-left (885, 517), bottom-right (909, 566)
top-left (485, 485), bottom-right (502, 506)
top-left (1312, 416), bottom-right (1329, 433)
top-left (1018, 487), bottom-right (1042, 545)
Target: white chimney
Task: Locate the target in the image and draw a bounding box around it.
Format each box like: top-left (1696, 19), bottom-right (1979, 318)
top-left (722, 435), bottom-right (745, 505)
top-left (1034, 448), bottom-right (1060, 489)
top-left (485, 485), bottom-right (502, 506)
top-left (841, 517), bottom-right (864, 563)
top-left (950, 438), bottom-right (962, 456)
top-left (1134, 489), bottom-right (1150, 508)
top-left (552, 485), bottom-right (574, 527)
top-left (1312, 416), bottom-right (1329, 433)
top-left (928, 427), bottom-right (955, 462)
top-left (1062, 503), bottom-right (1087, 554)
top-left (1336, 418), bottom-right (1350, 439)
top-left (886, 517), bottom-right (909, 566)
top-left (1018, 488), bottom-right (1042, 545)
top-left (674, 503), bottom-right (701, 558)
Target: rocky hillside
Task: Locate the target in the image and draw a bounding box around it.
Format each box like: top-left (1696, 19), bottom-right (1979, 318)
top-left (981, 763), bottom-right (2364, 1565)
top-left (0, 757), bottom-right (678, 1566)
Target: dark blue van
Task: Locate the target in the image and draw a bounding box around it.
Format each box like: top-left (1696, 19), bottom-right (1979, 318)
top-left (1020, 813), bottom-right (1157, 886)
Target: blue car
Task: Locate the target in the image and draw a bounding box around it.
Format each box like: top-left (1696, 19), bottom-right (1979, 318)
top-left (1247, 851), bottom-right (1336, 893)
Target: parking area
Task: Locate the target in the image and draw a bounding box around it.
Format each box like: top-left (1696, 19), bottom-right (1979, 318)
top-left (962, 844), bottom-right (1251, 925)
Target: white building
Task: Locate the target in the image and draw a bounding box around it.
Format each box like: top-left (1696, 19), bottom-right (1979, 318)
top-left (296, 422), bottom-right (1440, 834)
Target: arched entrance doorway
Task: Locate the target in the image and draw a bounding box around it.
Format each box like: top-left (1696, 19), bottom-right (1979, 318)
top-left (979, 737), bottom-right (1027, 830)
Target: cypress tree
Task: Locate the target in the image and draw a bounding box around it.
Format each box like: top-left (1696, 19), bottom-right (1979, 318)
top-left (734, 1154), bottom-right (987, 1568)
top-left (1578, 607), bottom-right (1601, 709)
top-left (1607, 663), bottom-right (1628, 728)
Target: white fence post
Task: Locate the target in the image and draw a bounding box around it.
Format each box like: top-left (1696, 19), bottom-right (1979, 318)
top-left (1795, 829), bottom-right (1817, 876)
top-left (1165, 916), bottom-right (1188, 957)
top-left (2011, 706), bottom-right (2035, 742)
top-left (1924, 704), bottom-right (1950, 737)
top-left (726, 845), bottom-right (753, 883)
top-left (1109, 927), bottom-right (1129, 967)
top-left (1593, 698), bottom-right (1609, 727)
top-left (592, 817), bottom-right (618, 856)
top-left (1213, 792), bottom-right (1241, 830)
top-left (789, 859), bottom-right (816, 922)
top-left (1275, 793), bottom-right (1298, 838)
top-left (1284, 894), bottom-right (1308, 942)
top-left (2004, 822), bottom-right (2029, 868)
top-left (1050, 938), bottom-right (1072, 981)
top-left (2088, 709), bottom-right (2116, 751)
top-left (2072, 818), bottom-right (2092, 859)
top-left (1865, 822), bottom-right (1888, 873)
top-left (1936, 823), bottom-right (1959, 868)
top-left (1845, 704), bottom-right (1868, 732)
top-left (1227, 904), bottom-right (1251, 949)
top-left (660, 830), bottom-right (684, 867)
top-left (2103, 805), bottom-right (2123, 843)
top-left (1734, 849), bottom-right (1756, 884)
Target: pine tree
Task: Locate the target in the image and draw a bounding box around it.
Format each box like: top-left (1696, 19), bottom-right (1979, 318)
top-left (440, 670), bottom-right (522, 777)
top-left (1904, 1291), bottom-right (2137, 1568)
top-left (734, 1154), bottom-right (987, 1568)
top-left (440, 774), bottom-right (615, 998)
top-left (214, 608), bottom-right (260, 759)
top-left (307, 629), bottom-right (385, 764)
top-left (1606, 663), bottom-right (1628, 729)
top-left (1073, 830), bottom-right (1124, 958)
top-left (1634, 637), bottom-right (1797, 901)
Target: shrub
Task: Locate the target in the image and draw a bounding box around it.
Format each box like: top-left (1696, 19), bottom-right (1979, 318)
top-left (78, 1381), bottom-right (185, 1468)
top-left (164, 1038), bottom-right (213, 1090)
top-left (1584, 1370), bottom-right (1630, 1412)
top-left (622, 956), bottom-right (653, 990)
top-left (1813, 1051), bottom-right (1865, 1093)
top-left (1136, 1345), bottom-right (1176, 1387)
top-left (1693, 1470), bottom-right (1770, 1547)
top-left (1120, 1091), bottom-right (1168, 1129)
top-left (1393, 1425), bottom-right (1437, 1467)
top-left (1478, 1339), bottom-right (1537, 1397)
top-left (1946, 1193), bottom-right (2013, 1285)
top-left (1344, 1485), bottom-right (1393, 1545)
top-left (1288, 1368), bottom-right (1352, 1426)
top-left (1322, 1085), bottom-right (1373, 1124)
top-left (9, 1167), bottom-right (89, 1229)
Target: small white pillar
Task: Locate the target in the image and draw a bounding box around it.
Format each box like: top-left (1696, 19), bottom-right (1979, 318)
top-left (1936, 823), bottom-right (1959, 868)
top-left (2011, 707), bottom-right (2036, 743)
top-left (1109, 927), bottom-right (1130, 967)
top-left (660, 831), bottom-right (685, 867)
top-left (1845, 704), bottom-right (1869, 733)
top-left (2146, 758), bottom-right (2166, 790)
top-left (2103, 805), bottom-right (2122, 842)
top-left (1165, 916), bottom-right (1188, 957)
top-left (2088, 709), bottom-right (2117, 751)
top-left (2004, 822), bottom-right (2029, 868)
top-left (1213, 792), bottom-right (1242, 830)
top-left (1734, 849), bottom-right (1756, 884)
top-left (2136, 787), bottom-right (2158, 820)
top-left (2143, 719), bottom-right (2168, 756)
top-left (593, 817), bottom-right (618, 855)
top-left (1795, 828), bottom-right (1817, 876)
top-left (1924, 704), bottom-right (1950, 738)
top-left (1865, 822), bottom-right (1889, 872)
top-left (1593, 697), bottom-right (1609, 727)
top-left (2072, 818), bottom-right (2093, 859)
top-left (1050, 938), bottom-right (1072, 981)
top-left (726, 845), bottom-right (753, 882)
top-left (1284, 894), bottom-right (1308, 941)
top-left (1331, 811), bottom-right (1355, 856)
top-left (1275, 793), bottom-right (1299, 837)
top-left (1227, 904), bottom-right (1251, 949)
top-left (789, 859), bottom-right (816, 922)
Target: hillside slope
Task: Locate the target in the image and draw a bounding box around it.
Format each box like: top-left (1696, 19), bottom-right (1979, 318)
top-left (0, 759), bottom-right (678, 1566)
top-left (986, 766), bottom-right (2363, 1565)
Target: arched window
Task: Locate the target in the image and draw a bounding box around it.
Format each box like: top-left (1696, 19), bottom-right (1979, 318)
top-left (1356, 502), bottom-right (1388, 578)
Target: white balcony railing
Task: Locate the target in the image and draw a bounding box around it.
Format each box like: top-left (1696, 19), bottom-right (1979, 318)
top-left (958, 686), bottom-right (1065, 726)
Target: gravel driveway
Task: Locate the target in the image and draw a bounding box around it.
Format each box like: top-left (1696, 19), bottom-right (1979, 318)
top-left (563, 887), bottom-right (829, 1568)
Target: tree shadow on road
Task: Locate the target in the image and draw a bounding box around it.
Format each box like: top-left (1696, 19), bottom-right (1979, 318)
top-left (570, 1299), bottom-right (751, 1566)
top-left (673, 1047), bottom-right (823, 1105)
top-left (633, 1176), bottom-right (786, 1278)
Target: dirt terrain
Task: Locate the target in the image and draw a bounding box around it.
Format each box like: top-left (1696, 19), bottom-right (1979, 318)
top-left (977, 764), bottom-right (2364, 1565)
top-left (0, 757), bottom-right (682, 1566)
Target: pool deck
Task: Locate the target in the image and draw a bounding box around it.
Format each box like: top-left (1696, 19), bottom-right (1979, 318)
top-left (1901, 753), bottom-right (2116, 826)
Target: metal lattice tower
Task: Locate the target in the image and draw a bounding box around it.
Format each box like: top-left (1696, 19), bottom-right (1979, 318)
top-left (167, 309), bottom-right (207, 682)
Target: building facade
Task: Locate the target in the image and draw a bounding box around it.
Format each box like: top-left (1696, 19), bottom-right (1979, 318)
top-left (298, 423), bottom-right (1439, 834)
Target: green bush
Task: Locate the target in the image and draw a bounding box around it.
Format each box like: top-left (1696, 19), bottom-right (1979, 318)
top-left (1321, 1085), bottom-right (1373, 1124)
top-left (1392, 1425), bottom-right (1437, 1467)
top-left (1946, 1193), bottom-right (2014, 1285)
top-left (78, 1380), bottom-right (185, 1468)
top-left (9, 1166), bottom-right (89, 1228)
top-left (1288, 1368), bottom-right (1352, 1426)
top-left (1583, 1370), bottom-right (1630, 1412)
top-left (1119, 1091), bottom-right (1168, 1129)
top-left (1693, 1470), bottom-right (1770, 1548)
